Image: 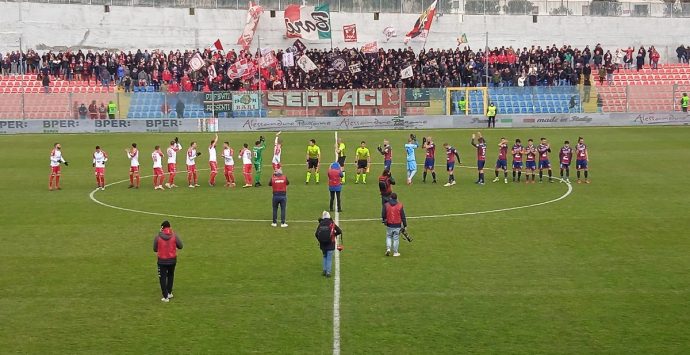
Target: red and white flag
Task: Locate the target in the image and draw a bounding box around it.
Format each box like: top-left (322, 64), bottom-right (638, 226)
top-left (259, 52), bottom-right (278, 68)
top-left (189, 53), bottom-right (204, 72)
top-left (404, 0), bottom-right (437, 44)
top-left (227, 59), bottom-right (257, 80)
top-left (361, 41), bottom-right (378, 54)
top-left (343, 24), bottom-right (357, 42)
top-left (237, 2), bottom-right (263, 50)
top-left (209, 39), bottom-right (224, 52)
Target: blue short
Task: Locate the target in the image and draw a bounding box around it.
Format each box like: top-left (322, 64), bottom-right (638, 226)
top-left (526, 161), bottom-right (536, 170)
top-left (539, 160), bottom-right (551, 169)
top-left (513, 161), bottom-right (523, 169)
top-left (477, 160), bottom-right (485, 170)
top-left (384, 159), bottom-right (392, 170)
top-left (447, 162), bottom-right (455, 171)
top-left (495, 159), bottom-right (507, 170)
top-left (407, 161), bottom-right (417, 171)
top-left (424, 158), bottom-right (435, 169)
top-left (576, 159), bottom-right (588, 169)
top-left (560, 163), bottom-right (570, 169)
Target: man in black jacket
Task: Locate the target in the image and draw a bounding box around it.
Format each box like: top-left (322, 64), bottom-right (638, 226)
top-left (315, 211), bottom-right (342, 278)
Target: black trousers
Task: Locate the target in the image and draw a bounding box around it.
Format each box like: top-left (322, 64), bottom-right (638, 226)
top-left (488, 116), bottom-right (496, 128)
top-left (157, 263), bottom-right (176, 298)
top-left (272, 195), bottom-right (287, 224)
top-left (329, 190), bottom-right (342, 211)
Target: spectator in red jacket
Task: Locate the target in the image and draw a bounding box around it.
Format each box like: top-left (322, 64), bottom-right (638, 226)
top-left (153, 220), bottom-right (183, 303)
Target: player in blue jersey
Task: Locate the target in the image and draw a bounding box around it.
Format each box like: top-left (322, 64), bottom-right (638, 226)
top-left (404, 134), bottom-right (419, 185)
top-left (471, 132), bottom-right (487, 185)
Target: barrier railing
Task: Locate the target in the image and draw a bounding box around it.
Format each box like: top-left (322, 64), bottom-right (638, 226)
top-left (0, 85), bottom-right (688, 120)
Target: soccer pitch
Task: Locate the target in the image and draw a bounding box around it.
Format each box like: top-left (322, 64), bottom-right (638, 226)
top-left (1, 126), bottom-right (689, 353)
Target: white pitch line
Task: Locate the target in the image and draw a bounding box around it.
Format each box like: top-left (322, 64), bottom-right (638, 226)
top-left (89, 170), bottom-right (573, 223)
top-left (332, 131), bottom-right (341, 355)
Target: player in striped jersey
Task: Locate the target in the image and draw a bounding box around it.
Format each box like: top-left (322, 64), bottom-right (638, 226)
top-left (93, 146), bottom-right (108, 190)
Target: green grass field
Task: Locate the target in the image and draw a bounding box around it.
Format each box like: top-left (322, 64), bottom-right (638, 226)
top-left (1, 126), bottom-right (690, 354)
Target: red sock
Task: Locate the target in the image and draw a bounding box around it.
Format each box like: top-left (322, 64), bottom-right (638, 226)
top-left (135, 175), bottom-right (140, 187)
top-left (193, 172), bottom-right (198, 185)
top-left (188, 173), bottom-right (192, 185)
top-left (230, 173), bottom-right (235, 184)
top-left (129, 174), bottom-right (134, 185)
top-left (169, 173), bottom-right (175, 185)
top-left (55, 175), bottom-right (60, 187)
top-left (210, 172), bottom-right (216, 185)
top-left (49, 175), bottom-right (54, 188)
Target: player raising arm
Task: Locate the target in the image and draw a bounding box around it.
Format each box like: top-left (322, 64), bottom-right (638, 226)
top-left (559, 140), bottom-right (573, 183)
top-left (165, 138), bottom-right (182, 188)
top-left (511, 139), bottom-right (524, 182)
top-left (493, 137), bottom-right (509, 184)
top-left (442, 143), bottom-right (461, 187)
top-left (377, 139), bottom-right (392, 172)
top-left (49, 143), bottom-right (68, 191)
top-left (422, 136), bottom-right (437, 183)
top-left (222, 142), bottom-right (236, 188)
top-left (404, 134), bottom-right (418, 185)
top-left (272, 132), bottom-right (283, 171)
top-left (208, 134), bottom-right (218, 187)
top-left (253, 135), bottom-right (266, 187)
top-left (306, 139), bottom-right (321, 184)
top-left (355, 141), bottom-right (371, 184)
top-left (93, 146), bottom-right (108, 190)
top-left (186, 142), bottom-right (201, 188)
top-left (152, 145), bottom-right (165, 190)
top-left (471, 132), bottom-right (487, 185)
top-left (576, 137), bottom-right (590, 184)
top-left (126, 143), bottom-right (140, 189)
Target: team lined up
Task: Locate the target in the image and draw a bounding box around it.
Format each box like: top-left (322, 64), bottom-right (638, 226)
top-left (47, 132), bottom-right (590, 191)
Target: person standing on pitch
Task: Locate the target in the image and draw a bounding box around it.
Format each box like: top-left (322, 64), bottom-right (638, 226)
top-left (269, 168), bottom-right (289, 227)
top-left (49, 143), bottom-right (69, 191)
top-left (377, 139), bottom-right (393, 171)
top-left (328, 162), bottom-right (343, 212)
top-left (306, 139), bottom-right (321, 184)
top-left (354, 141), bottom-right (371, 184)
top-left (315, 211), bottom-right (343, 278)
top-left (382, 193), bottom-right (407, 257)
top-left (92, 145), bottom-right (108, 190)
top-left (272, 132), bottom-right (283, 171)
top-left (126, 143), bottom-right (140, 189)
top-left (208, 133), bottom-right (218, 187)
top-left (253, 135), bottom-right (266, 187)
top-left (378, 168), bottom-right (395, 205)
top-left (486, 102), bottom-right (497, 128)
top-left (404, 134), bottom-right (419, 185)
top-left (153, 220), bottom-right (183, 303)
top-left (336, 137), bottom-right (346, 183)
top-left (471, 132), bottom-right (487, 185)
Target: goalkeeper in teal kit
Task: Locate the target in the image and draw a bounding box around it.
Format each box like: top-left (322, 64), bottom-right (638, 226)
top-left (253, 136), bottom-right (266, 187)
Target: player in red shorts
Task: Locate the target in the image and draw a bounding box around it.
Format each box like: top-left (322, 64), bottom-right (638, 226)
top-left (152, 145), bottom-right (165, 190)
top-left (165, 137), bottom-right (182, 188)
top-left (186, 142), bottom-right (201, 188)
top-left (239, 143), bottom-right (254, 188)
top-left (126, 143), bottom-right (140, 189)
top-left (272, 132), bottom-right (283, 171)
top-left (92, 145), bottom-right (108, 190)
top-left (222, 141), bottom-right (236, 188)
top-left (208, 133), bottom-right (218, 186)
top-left (49, 143), bottom-right (68, 191)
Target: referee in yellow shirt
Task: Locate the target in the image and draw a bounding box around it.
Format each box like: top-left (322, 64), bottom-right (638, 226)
top-left (355, 141), bottom-right (371, 184)
top-left (306, 139), bottom-right (321, 184)
top-left (336, 137), bottom-right (346, 183)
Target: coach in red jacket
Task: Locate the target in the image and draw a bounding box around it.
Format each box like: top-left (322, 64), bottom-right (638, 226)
top-left (153, 220), bottom-right (183, 303)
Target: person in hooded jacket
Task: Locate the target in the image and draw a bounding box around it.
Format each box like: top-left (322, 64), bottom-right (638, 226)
top-left (315, 211), bottom-right (343, 278)
top-left (327, 162), bottom-right (343, 212)
top-left (153, 220), bottom-right (183, 302)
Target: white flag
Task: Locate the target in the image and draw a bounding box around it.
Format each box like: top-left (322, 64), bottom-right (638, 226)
top-left (297, 55), bottom-right (317, 72)
top-left (207, 64), bottom-right (217, 79)
top-left (189, 53), bottom-right (204, 72)
top-left (401, 65), bottom-right (413, 79)
top-left (282, 52), bottom-right (295, 67)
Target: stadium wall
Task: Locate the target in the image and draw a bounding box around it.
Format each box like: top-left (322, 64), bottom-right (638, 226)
top-left (1, 2), bottom-right (688, 60)
top-left (1, 113), bottom-right (688, 134)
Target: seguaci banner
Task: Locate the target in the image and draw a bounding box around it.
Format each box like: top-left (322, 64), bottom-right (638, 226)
top-left (0, 113), bottom-right (688, 134)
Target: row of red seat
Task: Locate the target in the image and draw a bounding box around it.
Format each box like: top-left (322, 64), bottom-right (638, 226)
top-left (0, 86), bottom-right (115, 94)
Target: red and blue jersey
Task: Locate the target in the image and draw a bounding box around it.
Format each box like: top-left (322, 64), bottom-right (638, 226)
top-left (425, 143), bottom-right (435, 159)
top-left (383, 145), bottom-right (392, 161)
top-left (525, 145), bottom-right (537, 162)
top-left (560, 146), bottom-right (573, 164)
top-left (512, 144), bottom-right (523, 162)
top-left (476, 143), bottom-right (487, 161)
top-left (537, 143), bottom-right (550, 161)
top-left (446, 146), bottom-right (457, 163)
top-left (498, 143), bottom-right (508, 160)
top-left (576, 143), bottom-right (588, 160)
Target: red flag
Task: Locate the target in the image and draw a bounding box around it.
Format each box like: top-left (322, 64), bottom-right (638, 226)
top-left (404, 0), bottom-right (437, 44)
top-left (237, 2), bottom-right (263, 50)
top-left (343, 24), bottom-right (357, 42)
top-left (360, 41), bottom-right (378, 54)
top-left (210, 39), bottom-right (224, 52)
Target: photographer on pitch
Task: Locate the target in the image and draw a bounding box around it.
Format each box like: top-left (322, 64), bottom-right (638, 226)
top-left (315, 211), bottom-right (343, 278)
top-left (153, 220), bottom-right (183, 302)
top-left (382, 193), bottom-right (407, 257)
top-left (378, 168), bottom-right (395, 205)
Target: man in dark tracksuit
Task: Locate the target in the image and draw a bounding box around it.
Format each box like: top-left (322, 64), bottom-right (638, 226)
top-left (153, 220), bottom-right (183, 302)
top-left (315, 211), bottom-right (343, 278)
top-left (269, 169), bottom-right (289, 227)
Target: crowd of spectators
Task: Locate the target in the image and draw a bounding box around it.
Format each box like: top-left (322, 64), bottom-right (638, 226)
top-left (1, 43), bottom-right (688, 92)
